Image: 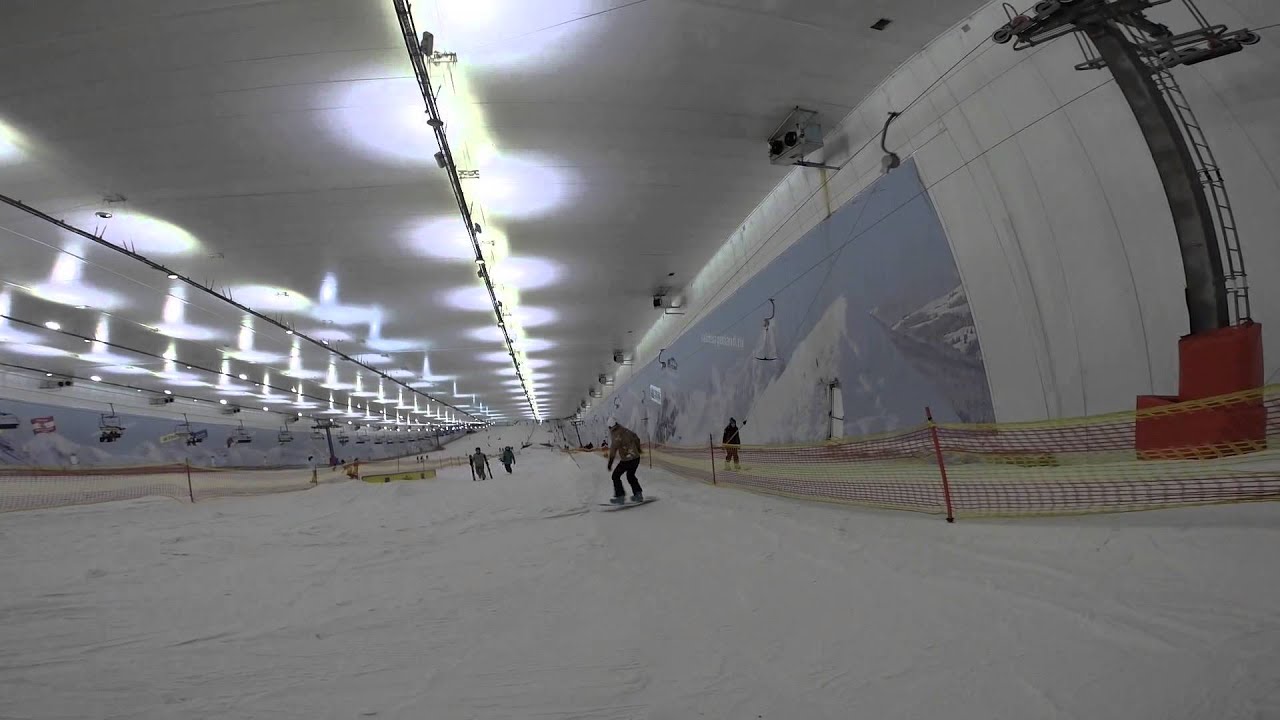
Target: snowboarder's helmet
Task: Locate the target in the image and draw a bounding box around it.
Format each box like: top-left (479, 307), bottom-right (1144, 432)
top-left (607, 417), bottom-right (617, 428)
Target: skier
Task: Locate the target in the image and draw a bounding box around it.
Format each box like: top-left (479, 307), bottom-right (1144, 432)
top-left (722, 417), bottom-right (742, 470)
top-left (470, 447), bottom-right (492, 481)
top-left (605, 418), bottom-right (644, 504)
top-left (500, 446), bottom-right (515, 474)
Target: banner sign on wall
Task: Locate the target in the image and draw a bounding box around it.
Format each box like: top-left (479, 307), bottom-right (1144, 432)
top-left (30, 416), bottom-right (56, 435)
top-left (648, 385), bottom-right (663, 405)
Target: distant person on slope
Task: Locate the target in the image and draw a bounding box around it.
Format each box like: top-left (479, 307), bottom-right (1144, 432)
top-left (722, 417), bottom-right (742, 470)
top-left (470, 447), bottom-right (492, 481)
top-left (500, 446), bottom-right (515, 474)
top-left (605, 418), bottom-right (644, 504)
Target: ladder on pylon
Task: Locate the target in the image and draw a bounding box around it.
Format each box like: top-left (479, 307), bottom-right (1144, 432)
top-left (1118, 22), bottom-right (1252, 325)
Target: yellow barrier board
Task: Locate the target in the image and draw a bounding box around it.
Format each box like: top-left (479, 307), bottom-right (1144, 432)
top-left (362, 469), bottom-right (437, 484)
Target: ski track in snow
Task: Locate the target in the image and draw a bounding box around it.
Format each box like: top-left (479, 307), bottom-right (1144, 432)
top-left (1, 425), bottom-right (1278, 719)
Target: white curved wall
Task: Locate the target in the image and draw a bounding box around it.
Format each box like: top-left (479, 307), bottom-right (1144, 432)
top-left (617, 0), bottom-right (1280, 422)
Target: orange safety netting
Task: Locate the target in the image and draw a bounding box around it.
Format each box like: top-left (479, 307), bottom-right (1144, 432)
top-left (0, 455), bottom-right (469, 513)
top-left (651, 386), bottom-right (1280, 519)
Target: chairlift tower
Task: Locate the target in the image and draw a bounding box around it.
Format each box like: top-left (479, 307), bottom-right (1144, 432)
top-left (994, 0), bottom-right (1265, 450)
top-left (993, 0), bottom-right (1260, 332)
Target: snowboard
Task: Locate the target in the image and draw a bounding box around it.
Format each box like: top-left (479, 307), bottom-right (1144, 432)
top-left (599, 497), bottom-right (659, 512)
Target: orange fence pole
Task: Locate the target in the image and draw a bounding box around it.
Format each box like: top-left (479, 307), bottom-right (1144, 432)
top-left (926, 407), bottom-right (955, 523)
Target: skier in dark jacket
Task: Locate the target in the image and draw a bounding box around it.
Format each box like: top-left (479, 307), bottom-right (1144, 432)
top-left (722, 418), bottom-right (741, 469)
top-left (606, 418), bottom-right (644, 504)
top-left (500, 446), bottom-right (515, 474)
top-left (470, 447), bottom-right (492, 481)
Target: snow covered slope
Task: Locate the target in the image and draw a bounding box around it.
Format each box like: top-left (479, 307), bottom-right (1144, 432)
top-left (1, 447), bottom-right (1276, 718)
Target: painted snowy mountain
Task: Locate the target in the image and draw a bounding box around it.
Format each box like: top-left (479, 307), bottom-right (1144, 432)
top-left (871, 285), bottom-right (994, 423)
top-left (3, 431), bottom-right (115, 468)
top-left (743, 297), bottom-right (845, 444)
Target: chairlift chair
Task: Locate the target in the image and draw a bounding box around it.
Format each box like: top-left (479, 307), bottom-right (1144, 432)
top-left (278, 426), bottom-right (294, 443)
top-left (232, 420), bottom-right (253, 444)
top-left (337, 429), bottom-right (350, 445)
top-left (98, 403), bottom-right (124, 443)
top-left (356, 429), bottom-right (369, 445)
top-left (176, 414), bottom-right (204, 446)
top-left (754, 298), bottom-right (779, 361)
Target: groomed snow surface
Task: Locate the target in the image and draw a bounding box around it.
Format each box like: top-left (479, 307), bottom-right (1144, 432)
top-left (2, 428), bottom-right (1278, 719)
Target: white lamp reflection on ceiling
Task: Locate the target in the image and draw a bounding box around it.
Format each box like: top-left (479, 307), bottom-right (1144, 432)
top-left (489, 256), bottom-right (564, 291)
top-left (226, 285), bottom-right (311, 313)
top-left (308, 273), bottom-right (381, 326)
top-left (80, 210), bottom-right (199, 256)
top-left (0, 291), bottom-right (38, 344)
top-left (0, 118), bottom-right (26, 165)
top-left (154, 285), bottom-right (221, 341)
top-left (30, 253), bottom-right (124, 310)
top-left (404, 216), bottom-right (475, 262)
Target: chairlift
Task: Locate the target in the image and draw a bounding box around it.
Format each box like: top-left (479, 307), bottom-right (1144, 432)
top-left (277, 425), bottom-right (294, 443)
top-left (356, 428), bottom-right (369, 445)
top-left (0, 410), bottom-right (20, 431)
top-left (754, 298), bottom-right (778, 362)
top-left (232, 420), bottom-right (253, 444)
top-left (174, 414), bottom-right (200, 446)
top-left (98, 403), bottom-right (124, 443)
top-left (374, 432), bottom-right (385, 445)
top-left (310, 428), bottom-right (325, 440)
top-left (337, 429), bottom-right (350, 445)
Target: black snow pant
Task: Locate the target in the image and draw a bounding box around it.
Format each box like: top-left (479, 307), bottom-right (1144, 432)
top-left (502, 461), bottom-right (512, 474)
top-left (611, 458), bottom-right (643, 497)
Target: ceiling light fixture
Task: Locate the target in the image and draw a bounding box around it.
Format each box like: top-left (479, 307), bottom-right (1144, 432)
top-left (90, 375), bottom-right (102, 382)
top-left (167, 273), bottom-right (179, 280)
top-left (44, 321), bottom-right (60, 330)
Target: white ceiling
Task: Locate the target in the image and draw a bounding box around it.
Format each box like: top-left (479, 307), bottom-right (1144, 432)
top-left (0, 0), bottom-right (985, 421)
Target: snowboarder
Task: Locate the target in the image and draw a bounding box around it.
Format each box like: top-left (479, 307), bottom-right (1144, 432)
top-left (722, 418), bottom-right (741, 470)
top-left (605, 418), bottom-right (644, 504)
top-left (470, 447), bottom-right (492, 481)
top-left (500, 446), bottom-right (515, 474)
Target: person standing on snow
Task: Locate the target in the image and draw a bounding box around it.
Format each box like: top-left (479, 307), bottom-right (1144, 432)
top-left (605, 418), bottom-right (644, 504)
top-left (470, 447), bottom-right (492, 481)
top-left (722, 417), bottom-right (742, 470)
top-left (500, 446), bottom-right (515, 474)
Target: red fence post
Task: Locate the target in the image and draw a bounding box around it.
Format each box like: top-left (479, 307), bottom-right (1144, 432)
top-left (926, 407), bottom-right (955, 523)
top-left (709, 434), bottom-right (717, 485)
top-left (185, 459), bottom-right (195, 503)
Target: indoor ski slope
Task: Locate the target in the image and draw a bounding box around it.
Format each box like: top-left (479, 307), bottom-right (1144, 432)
top-left (2, 428), bottom-right (1278, 719)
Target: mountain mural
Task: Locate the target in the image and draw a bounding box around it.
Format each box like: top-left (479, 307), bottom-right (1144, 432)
top-left (580, 160), bottom-right (994, 446)
top-left (0, 397), bottom-right (459, 469)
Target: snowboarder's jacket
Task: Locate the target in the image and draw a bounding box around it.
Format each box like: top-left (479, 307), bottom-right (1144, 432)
top-left (722, 423), bottom-right (741, 446)
top-left (607, 425), bottom-right (643, 464)
top-left (501, 447), bottom-right (515, 465)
